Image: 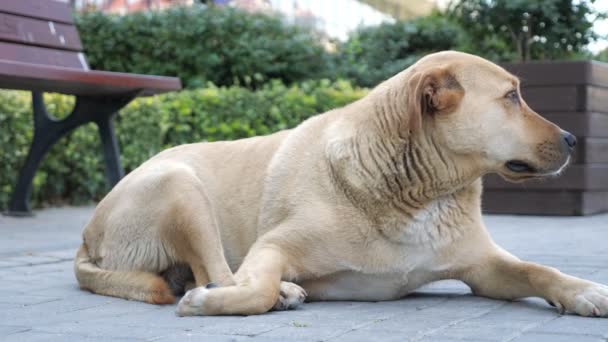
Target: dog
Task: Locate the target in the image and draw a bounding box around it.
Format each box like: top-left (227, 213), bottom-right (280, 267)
top-left (75, 51), bottom-right (608, 317)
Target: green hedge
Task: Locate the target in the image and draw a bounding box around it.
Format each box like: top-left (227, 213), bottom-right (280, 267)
top-left (0, 81), bottom-right (366, 210)
top-left (76, 5), bottom-right (332, 88)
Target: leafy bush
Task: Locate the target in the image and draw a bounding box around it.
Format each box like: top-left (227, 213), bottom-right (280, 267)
top-left (76, 5), bottom-right (332, 88)
top-left (0, 81), bottom-right (366, 210)
top-left (333, 14), bottom-right (467, 87)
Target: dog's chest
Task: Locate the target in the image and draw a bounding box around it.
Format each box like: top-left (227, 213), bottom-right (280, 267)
top-left (359, 196), bottom-right (466, 274)
top-left (400, 196), bottom-right (465, 246)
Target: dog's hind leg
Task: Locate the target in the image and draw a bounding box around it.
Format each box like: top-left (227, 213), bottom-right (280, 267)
top-left (167, 182), bottom-right (236, 288)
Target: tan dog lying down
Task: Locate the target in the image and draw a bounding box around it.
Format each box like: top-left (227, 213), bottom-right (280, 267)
top-left (75, 51), bottom-right (608, 317)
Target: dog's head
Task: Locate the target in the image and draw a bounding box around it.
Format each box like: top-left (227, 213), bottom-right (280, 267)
top-left (402, 51), bottom-right (575, 182)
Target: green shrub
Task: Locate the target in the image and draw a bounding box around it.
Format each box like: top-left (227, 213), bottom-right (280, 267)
top-left (76, 5), bottom-right (332, 88)
top-left (0, 81), bottom-right (366, 210)
top-left (334, 14), bottom-right (467, 87)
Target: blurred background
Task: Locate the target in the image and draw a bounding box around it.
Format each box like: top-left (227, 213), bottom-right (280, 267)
top-left (1, 0), bottom-right (607, 211)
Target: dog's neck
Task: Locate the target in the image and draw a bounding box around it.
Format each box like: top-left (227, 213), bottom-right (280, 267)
top-left (327, 91), bottom-right (482, 219)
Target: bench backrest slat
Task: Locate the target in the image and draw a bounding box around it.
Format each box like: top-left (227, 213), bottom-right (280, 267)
top-left (0, 0), bottom-right (88, 70)
top-left (0, 12), bottom-right (83, 51)
top-left (0, 0), bottom-right (74, 24)
top-left (0, 41), bottom-right (88, 70)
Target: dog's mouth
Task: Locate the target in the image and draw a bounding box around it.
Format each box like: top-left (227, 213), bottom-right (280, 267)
top-left (499, 160), bottom-right (541, 182)
top-left (505, 160), bottom-right (536, 174)
top-left (501, 157), bottom-right (571, 182)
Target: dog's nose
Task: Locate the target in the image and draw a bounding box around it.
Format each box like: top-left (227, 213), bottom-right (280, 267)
top-left (562, 131), bottom-right (577, 150)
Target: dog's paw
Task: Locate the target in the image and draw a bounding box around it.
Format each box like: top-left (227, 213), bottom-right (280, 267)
top-left (273, 281), bottom-right (307, 311)
top-left (557, 283), bottom-right (608, 317)
top-left (176, 286), bottom-right (209, 316)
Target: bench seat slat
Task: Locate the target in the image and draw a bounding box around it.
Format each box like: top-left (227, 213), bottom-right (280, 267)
top-left (0, 41), bottom-right (87, 69)
top-left (0, 12), bottom-right (82, 51)
top-left (0, 59), bottom-right (181, 96)
top-left (0, 0), bottom-right (73, 25)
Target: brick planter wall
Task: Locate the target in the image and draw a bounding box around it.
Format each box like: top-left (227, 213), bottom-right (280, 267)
top-left (482, 60), bottom-right (608, 215)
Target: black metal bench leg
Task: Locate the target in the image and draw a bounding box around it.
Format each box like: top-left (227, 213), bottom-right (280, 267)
top-left (96, 115), bottom-right (124, 187)
top-left (7, 133), bottom-right (58, 216)
top-left (5, 93), bottom-right (135, 217)
top-left (7, 92), bottom-right (71, 216)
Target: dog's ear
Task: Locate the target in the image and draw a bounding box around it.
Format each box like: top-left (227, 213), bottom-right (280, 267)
top-left (407, 67), bottom-right (464, 132)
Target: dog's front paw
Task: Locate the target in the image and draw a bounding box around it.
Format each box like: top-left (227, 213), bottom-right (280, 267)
top-left (273, 281), bottom-right (307, 311)
top-left (556, 282), bottom-right (608, 317)
top-left (176, 286), bottom-right (209, 316)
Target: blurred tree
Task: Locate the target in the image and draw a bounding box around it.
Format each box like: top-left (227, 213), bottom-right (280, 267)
top-left (447, 0), bottom-right (603, 62)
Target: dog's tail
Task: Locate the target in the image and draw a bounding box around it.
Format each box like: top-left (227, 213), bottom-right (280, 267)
top-left (74, 243), bottom-right (175, 304)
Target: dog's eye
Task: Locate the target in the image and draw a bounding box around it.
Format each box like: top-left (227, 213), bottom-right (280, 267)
top-left (505, 90), bottom-right (519, 103)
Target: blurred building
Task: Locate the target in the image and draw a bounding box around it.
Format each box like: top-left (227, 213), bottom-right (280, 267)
top-left (101, 0), bottom-right (194, 14)
top-left (214, 1), bottom-right (436, 40)
top-left (70, 0), bottom-right (194, 14)
top-left (357, 0), bottom-right (435, 20)
top-left (69, 0), bottom-right (436, 41)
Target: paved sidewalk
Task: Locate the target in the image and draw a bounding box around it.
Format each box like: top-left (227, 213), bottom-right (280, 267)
top-left (1, 206), bottom-right (607, 341)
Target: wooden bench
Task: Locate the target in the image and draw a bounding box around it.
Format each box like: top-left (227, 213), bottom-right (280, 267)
top-left (1, 0), bottom-right (181, 216)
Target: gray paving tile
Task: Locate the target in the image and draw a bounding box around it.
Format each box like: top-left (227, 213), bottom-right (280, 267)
top-left (531, 315), bottom-right (608, 337)
top-left (0, 325), bottom-right (31, 336)
top-left (511, 332), bottom-right (605, 342)
top-left (32, 321), bottom-right (175, 340)
top-left (4, 330), bottom-right (139, 341)
top-left (5, 255), bottom-right (62, 266)
top-left (151, 332), bottom-right (263, 342)
top-left (0, 259), bottom-right (28, 268)
top-left (258, 325), bottom-right (350, 341)
top-left (0, 294), bottom-right (61, 306)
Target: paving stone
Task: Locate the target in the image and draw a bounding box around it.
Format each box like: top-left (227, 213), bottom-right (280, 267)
top-left (151, 332), bottom-right (270, 342)
top-left (185, 319), bottom-right (283, 337)
top-left (416, 337), bottom-right (491, 342)
top-left (0, 259), bottom-right (28, 268)
top-left (258, 325), bottom-right (352, 341)
top-left (424, 323), bottom-right (528, 341)
top-left (31, 321), bottom-right (176, 340)
top-left (4, 255), bottom-right (62, 266)
top-left (333, 328), bottom-right (493, 342)
top-left (4, 330), bottom-right (138, 342)
top-left (329, 329), bottom-right (417, 342)
top-left (531, 316), bottom-right (608, 337)
top-left (0, 325), bottom-right (31, 336)
top-left (0, 294), bottom-right (61, 306)
top-left (357, 296), bottom-right (504, 333)
top-left (38, 249), bottom-right (76, 260)
top-left (587, 268), bottom-right (608, 284)
top-left (1, 295), bottom-right (160, 326)
top-left (511, 332), bottom-right (605, 342)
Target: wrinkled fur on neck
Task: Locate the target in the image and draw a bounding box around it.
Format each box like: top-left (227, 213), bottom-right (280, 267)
top-left (326, 73), bottom-right (482, 221)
